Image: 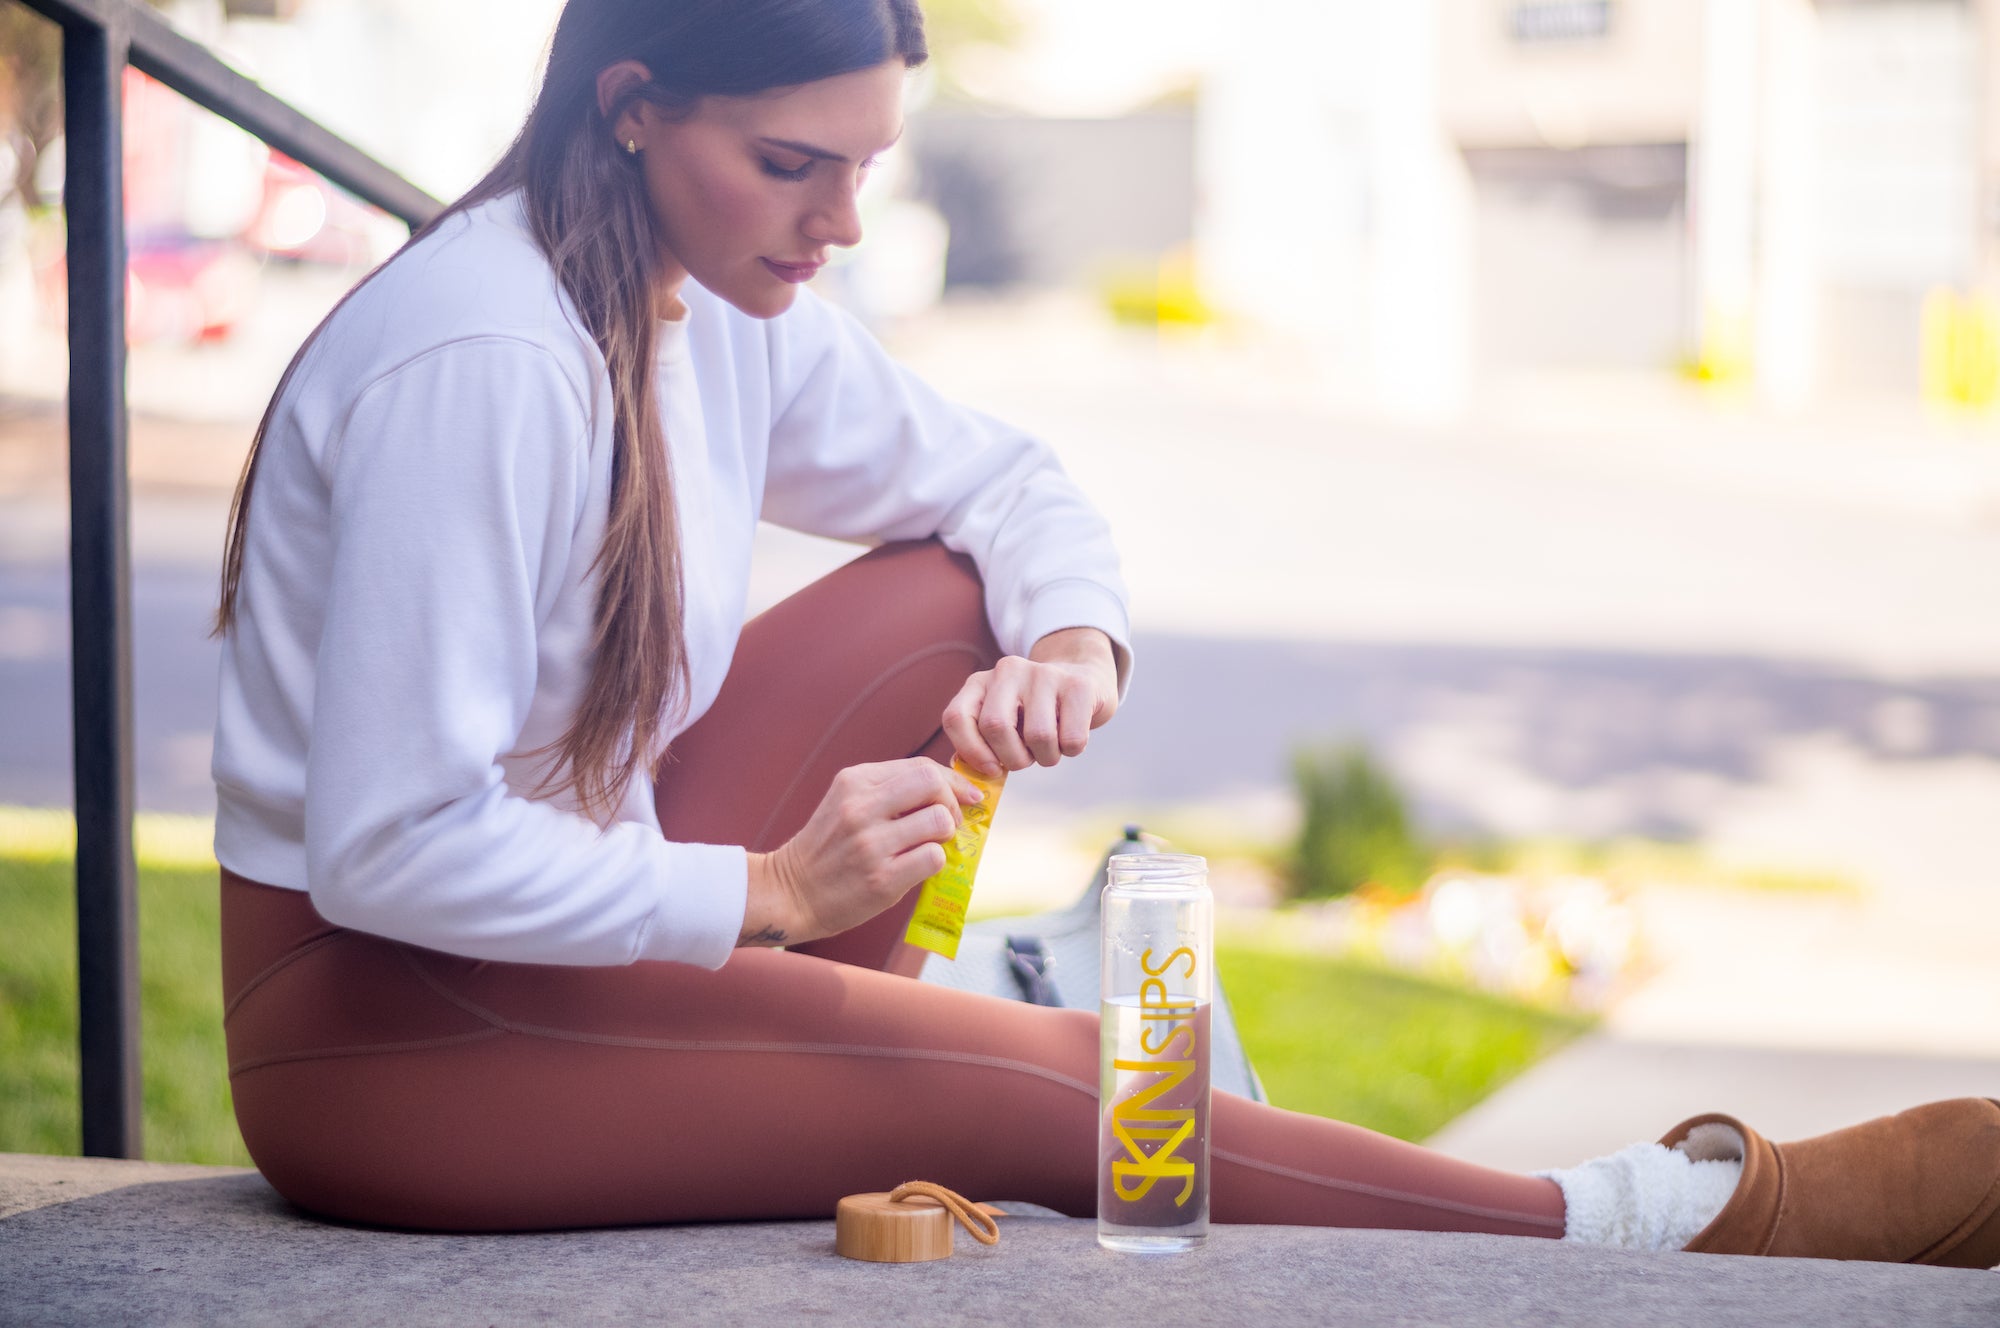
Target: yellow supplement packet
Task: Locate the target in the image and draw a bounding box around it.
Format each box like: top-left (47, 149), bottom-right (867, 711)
top-left (903, 758), bottom-right (1007, 960)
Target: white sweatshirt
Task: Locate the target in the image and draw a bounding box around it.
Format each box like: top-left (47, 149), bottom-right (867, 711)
top-left (212, 188), bottom-right (1132, 971)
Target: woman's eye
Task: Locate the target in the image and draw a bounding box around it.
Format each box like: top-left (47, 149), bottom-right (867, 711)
top-left (760, 158), bottom-right (813, 182)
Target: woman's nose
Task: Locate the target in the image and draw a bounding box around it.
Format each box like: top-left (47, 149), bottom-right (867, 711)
top-left (804, 182), bottom-right (865, 250)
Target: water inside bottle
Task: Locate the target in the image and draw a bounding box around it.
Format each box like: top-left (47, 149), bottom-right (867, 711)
top-left (1098, 996), bottom-right (1212, 1252)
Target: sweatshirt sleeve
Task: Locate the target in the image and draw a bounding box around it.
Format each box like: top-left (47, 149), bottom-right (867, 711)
top-left (761, 291), bottom-right (1134, 695)
top-left (302, 336), bottom-right (747, 968)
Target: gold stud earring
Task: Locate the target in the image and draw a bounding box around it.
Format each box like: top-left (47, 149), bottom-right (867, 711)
top-left (626, 139), bottom-right (639, 155)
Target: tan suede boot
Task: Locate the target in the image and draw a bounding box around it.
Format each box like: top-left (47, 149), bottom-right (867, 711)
top-left (1659, 1098), bottom-right (2000, 1267)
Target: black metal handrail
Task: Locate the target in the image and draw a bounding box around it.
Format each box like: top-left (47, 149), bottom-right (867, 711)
top-left (9, 0), bottom-right (442, 1159)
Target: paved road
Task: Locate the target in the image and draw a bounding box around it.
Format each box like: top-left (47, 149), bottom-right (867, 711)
top-left (10, 509), bottom-right (2000, 897)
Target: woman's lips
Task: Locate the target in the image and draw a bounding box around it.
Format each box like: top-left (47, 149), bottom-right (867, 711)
top-left (762, 258), bottom-right (822, 283)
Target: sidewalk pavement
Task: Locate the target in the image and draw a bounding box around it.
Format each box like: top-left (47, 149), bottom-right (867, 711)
top-left (1426, 881), bottom-right (2000, 1171)
top-left (4, 1153), bottom-right (1994, 1326)
top-left (1425, 1036), bottom-right (2000, 1175)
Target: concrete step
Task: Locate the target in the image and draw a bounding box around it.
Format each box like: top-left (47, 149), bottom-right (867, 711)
top-left (3, 1153), bottom-right (1994, 1326)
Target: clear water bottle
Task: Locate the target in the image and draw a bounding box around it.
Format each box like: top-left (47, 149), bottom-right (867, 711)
top-left (1098, 852), bottom-right (1212, 1253)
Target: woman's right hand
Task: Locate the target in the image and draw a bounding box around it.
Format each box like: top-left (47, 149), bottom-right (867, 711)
top-left (738, 758), bottom-right (985, 947)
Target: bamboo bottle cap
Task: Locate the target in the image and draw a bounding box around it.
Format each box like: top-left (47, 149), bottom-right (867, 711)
top-left (836, 1192), bottom-right (954, 1263)
top-left (834, 1183), bottom-right (1003, 1263)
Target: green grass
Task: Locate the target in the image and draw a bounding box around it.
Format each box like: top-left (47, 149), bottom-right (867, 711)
top-left (0, 816), bottom-right (250, 1166)
top-left (1217, 939), bottom-right (1593, 1142)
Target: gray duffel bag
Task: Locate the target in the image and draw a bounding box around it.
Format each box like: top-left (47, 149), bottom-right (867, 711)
top-left (916, 826), bottom-right (1266, 1102)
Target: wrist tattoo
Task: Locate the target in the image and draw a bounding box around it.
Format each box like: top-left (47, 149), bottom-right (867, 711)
top-left (739, 925), bottom-right (787, 946)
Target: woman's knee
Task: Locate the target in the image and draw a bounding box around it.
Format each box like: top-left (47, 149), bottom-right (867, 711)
top-left (773, 538), bottom-right (998, 667)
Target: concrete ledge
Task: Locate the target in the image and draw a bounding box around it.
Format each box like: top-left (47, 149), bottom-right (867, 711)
top-left (2, 1154), bottom-right (1995, 1327)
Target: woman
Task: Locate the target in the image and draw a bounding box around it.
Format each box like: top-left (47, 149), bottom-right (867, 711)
top-left (210, 0), bottom-right (2000, 1264)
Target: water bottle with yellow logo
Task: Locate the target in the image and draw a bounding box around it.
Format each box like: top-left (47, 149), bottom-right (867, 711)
top-left (1098, 853), bottom-right (1212, 1252)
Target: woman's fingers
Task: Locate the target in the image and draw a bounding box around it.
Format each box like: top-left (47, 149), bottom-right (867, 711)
top-left (943, 764), bottom-right (986, 807)
top-left (942, 674), bottom-right (1004, 776)
top-left (781, 757), bottom-right (988, 944)
top-left (1057, 673), bottom-right (1094, 758)
top-left (889, 839), bottom-right (948, 881)
top-left (780, 640), bottom-right (1120, 948)
top-left (1019, 670), bottom-right (1064, 767)
top-left (883, 799), bottom-right (957, 858)
top-left (850, 757), bottom-right (978, 830)
top-left (976, 663), bottom-right (1034, 771)
top-left (1007, 662), bottom-right (1102, 767)
top-left (946, 658), bottom-right (1113, 773)
top-left (888, 844), bottom-right (948, 896)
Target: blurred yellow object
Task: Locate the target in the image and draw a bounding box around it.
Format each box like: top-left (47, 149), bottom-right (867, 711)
top-left (1097, 246), bottom-right (1214, 329)
top-left (1921, 286), bottom-right (2000, 411)
top-left (1685, 300), bottom-right (1753, 385)
top-left (0, 805), bottom-right (214, 868)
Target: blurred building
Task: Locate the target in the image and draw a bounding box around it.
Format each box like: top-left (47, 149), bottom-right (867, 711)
top-left (23, 0), bottom-right (1998, 417)
top-left (908, 106), bottom-right (1195, 290)
top-left (1198, 0), bottom-right (2000, 418)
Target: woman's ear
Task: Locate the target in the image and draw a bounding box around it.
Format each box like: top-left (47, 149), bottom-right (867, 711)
top-left (595, 59), bottom-right (654, 146)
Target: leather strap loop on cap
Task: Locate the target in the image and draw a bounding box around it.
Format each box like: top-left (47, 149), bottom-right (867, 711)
top-left (834, 1182), bottom-right (1004, 1262)
top-left (888, 1181), bottom-right (1001, 1245)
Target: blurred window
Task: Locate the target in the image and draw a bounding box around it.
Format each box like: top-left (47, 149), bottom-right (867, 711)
top-left (1508, 0), bottom-right (1615, 45)
top-left (222, 1), bottom-right (306, 17)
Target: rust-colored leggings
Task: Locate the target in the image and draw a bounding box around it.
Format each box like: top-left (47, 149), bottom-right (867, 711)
top-left (222, 540), bottom-right (1567, 1236)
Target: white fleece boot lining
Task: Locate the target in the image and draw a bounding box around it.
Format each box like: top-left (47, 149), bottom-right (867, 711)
top-left (1677, 1121), bottom-right (1746, 1165)
top-left (1533, 1129), bottom-right (1744, 1252)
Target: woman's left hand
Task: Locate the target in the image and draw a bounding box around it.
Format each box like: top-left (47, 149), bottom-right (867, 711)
top-left (942, 627), bottom-right (1120, 776)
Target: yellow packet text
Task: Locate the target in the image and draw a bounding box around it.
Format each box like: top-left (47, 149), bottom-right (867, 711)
top-left (903, 758), bottom-right (1007, 960)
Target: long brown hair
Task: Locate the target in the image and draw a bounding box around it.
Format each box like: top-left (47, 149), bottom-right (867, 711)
top-left (214, 0), bottom-right (929, 818)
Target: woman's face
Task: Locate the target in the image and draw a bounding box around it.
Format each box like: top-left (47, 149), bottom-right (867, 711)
top-left (605, 59), bottom-right (908, 320)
